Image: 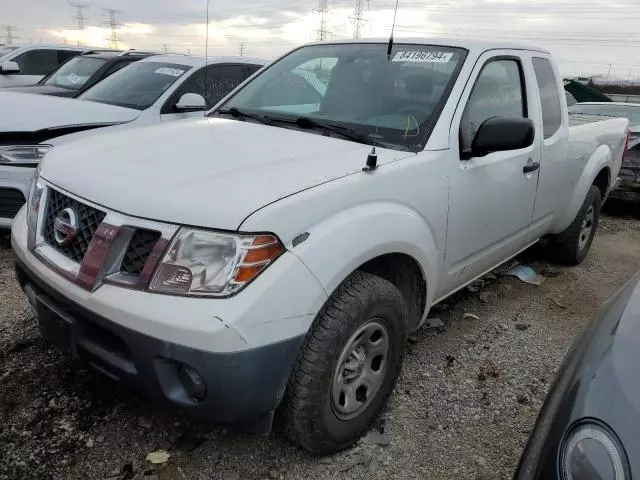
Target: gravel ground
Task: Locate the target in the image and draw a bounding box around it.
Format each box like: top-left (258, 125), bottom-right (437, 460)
top-left (1, 211), bottom-right (639, 480)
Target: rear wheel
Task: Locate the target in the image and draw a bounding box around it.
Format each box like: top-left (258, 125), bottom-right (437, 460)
top-left (282, 271), bottom-right (407, 455)
top-left (549, 185), bottom-right (601, 266)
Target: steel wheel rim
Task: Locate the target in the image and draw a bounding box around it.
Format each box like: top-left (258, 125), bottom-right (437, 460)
top-left (578, 205), bottom-right (595, 251)
top-left (331, 319), bottom-right (390, 420)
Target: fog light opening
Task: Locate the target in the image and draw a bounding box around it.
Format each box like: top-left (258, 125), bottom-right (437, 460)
top-left (178, 365), bottom-right (207, 402)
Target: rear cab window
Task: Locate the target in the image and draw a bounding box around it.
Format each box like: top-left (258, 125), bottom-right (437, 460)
top-left (532, 57), bottom-right (562, 138)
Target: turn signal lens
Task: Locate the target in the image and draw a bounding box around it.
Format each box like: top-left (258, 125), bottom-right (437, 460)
top-left (149, 229), bottom-right (284, 297)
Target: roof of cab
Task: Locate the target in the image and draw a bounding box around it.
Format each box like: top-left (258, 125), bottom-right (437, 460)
top-left (137, 54), bottom-right (268, 68)
top-left (304, 37), bottom-right (551, 55)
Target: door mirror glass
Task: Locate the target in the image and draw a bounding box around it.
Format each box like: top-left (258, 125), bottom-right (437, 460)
top-left (469, 116), bottom-right (534, 158)
top-left (175, 93), bottom-right (206, 111)
top-left (0, 61), bottom-right (20, 74)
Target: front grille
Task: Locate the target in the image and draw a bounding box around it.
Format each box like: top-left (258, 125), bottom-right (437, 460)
top-left (0, 188), bottom-right (26, 220)
top-left (43, 189), bottom-right (106, 263)
top-left (120, 229), bottom-right (160, 276)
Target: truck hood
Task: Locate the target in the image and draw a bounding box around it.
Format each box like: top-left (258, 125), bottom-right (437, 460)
top-left (40, 117), bottom-right (413, 230)
top-left (0, 91), bottom-right (140, 132)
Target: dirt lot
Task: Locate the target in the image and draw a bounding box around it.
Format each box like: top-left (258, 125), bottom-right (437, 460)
top-left (1, 210), bottom-right (639, 480)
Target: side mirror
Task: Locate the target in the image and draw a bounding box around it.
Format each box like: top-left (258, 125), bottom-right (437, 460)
top-left (468, 117), bottom-right (535, 158)
top-left (0, 61), bottom-right (20, 74)
top-left (175, 93), bottom-right (206, 111)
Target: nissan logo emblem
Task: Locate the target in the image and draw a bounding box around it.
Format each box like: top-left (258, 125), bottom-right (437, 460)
top-left (53, 207), bottom-right (79, 246)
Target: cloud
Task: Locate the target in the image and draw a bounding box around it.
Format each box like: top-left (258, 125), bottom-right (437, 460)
top-left (6, 0), bottom-right (640, 78)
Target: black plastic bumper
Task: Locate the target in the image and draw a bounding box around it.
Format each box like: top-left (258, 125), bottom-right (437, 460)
top-left (14, 258), bottom-right (305, 425)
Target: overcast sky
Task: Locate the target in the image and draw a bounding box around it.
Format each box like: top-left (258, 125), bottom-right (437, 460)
top-left (4, 0), bottom-right (640, 79)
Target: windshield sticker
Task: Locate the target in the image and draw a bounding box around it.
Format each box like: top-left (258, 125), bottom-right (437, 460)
top-left (155, 67), bottom-right (185, 77)
top-left (392, 51), bottom-right (453, 63)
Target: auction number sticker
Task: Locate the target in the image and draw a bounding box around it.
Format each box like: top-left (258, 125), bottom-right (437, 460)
top-left (392, 51), bottom-right (453, 63)
top-left (155, 67), bottom-right (185, 77)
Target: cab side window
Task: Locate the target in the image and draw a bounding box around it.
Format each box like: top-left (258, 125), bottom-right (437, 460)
top-left (163, 64), bottom-right (248, 113)
top-left (532, 57), bottom-right (562, 138)
top-left (11, 49), bottom-right (60, 76)
top-left (460, 59), bottom-right (526, 153)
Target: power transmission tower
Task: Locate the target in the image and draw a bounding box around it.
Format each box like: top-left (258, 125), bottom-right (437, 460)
top-left (239, 43), bottom-right (245, 56)
top-left (103, 9), bottom-right (122, 49)
top-left (162, 44), bottom-right (169, 53)
top-left (3, 26), bottom-right (18, 45)
top-left (313, 0), bottom-right (331, 41)
top-left (70, 1), bottom-right (89, 46)
top-left (350, 0), bottom-right (367, 39)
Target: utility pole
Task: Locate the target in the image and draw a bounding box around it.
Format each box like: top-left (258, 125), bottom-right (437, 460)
top-left (103, 9), bottom-right (122, 49)
top-left (313, 0), bottom-right (331, 41)
top-left (70, 2), bottom-right (88, 46)
top-left (350, 0), bottom-right (367, 39)
top-left (239, 43), bottom-right (245, 56)
top-left (607, 63), bottom-right (612, 81)
top-left (3, 26), bottom-right (18, 45)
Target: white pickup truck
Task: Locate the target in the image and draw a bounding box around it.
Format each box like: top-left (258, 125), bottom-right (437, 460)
top-left (11, 39), bottom-right (628, 454)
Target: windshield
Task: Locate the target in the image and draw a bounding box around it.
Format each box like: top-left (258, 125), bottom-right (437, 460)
top-left (214, 43), bottom-right (467, 151)
top-left (569, 104), bottom-right (640, 127)
top-left (78, 61), bottom-right (190, 110)
top-left (42, 56), bottom-right (106, 90)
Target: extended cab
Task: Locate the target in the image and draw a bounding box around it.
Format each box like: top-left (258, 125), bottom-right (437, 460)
top-left (11, 39), bottom-right (628, 454)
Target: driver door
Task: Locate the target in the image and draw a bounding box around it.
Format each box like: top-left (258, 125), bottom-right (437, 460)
top-left (441, 51), bottom-right (542, 293)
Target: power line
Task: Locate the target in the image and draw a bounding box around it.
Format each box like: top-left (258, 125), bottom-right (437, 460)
top-left (313, 0), bottom-right (331, 41)
top-left (69, 1), bottom-right (88, 46)
top-left (3, 26), bottom-right (18, 45)
top-left (350, 0), bottom-right (368, 39)
top-left (103, 8), bottom-right (122, 49)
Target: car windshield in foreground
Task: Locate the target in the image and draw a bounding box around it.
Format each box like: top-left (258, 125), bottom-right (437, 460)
top-left (569, 104), bottom-right (640, 127)
top-left (213, 43), bottom-right (467, 151)
top-left (78, 61), bottom-right (190, 110)
top-left (41, 56), bottom-right (106, 90)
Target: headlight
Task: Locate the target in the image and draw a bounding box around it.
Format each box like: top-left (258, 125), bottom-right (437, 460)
top-left (26, 177), bottom-right (45, 250)
top-left (0, 145), bottom-right (51, 166)
top-left (560, 421), bottom-right (629, 480)
top-left (149, 228), bottom-right (284, 297)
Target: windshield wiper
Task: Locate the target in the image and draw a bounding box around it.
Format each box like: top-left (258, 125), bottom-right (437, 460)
top-left (276, 116), bottom-right (373, 146)
top-left (216, 107), bottom-right (273, 126)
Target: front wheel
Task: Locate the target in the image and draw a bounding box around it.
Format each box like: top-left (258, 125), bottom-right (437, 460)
top-left (282, 271), bottom-right (407, 455)
top-left (549, 185), bottom-right (602, 266)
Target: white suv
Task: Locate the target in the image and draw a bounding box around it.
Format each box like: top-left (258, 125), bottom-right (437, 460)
top-left (0, 44), bottom-right (88, 87)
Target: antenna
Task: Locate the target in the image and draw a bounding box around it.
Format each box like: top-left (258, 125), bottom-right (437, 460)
top-left (203, 0), bottom-right (210, 108)
top-left (363, 0), bottom-right (400, 172)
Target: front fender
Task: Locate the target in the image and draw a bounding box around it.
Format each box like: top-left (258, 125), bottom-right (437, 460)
top-left (550, 144), bottom-right (611, 234)
top-left (287, 201), bottom-right (440, 322)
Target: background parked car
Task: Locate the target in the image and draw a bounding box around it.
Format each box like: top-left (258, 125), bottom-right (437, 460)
top-left (1, 50), bottom-right (156, 98)
top-left (515, 272), bottom-right (640, 480)
top-left (569, 102), bottom-right (640, 203)
top-left (0, 54), bottom-right (266, 229)
top-left (0, 44), bottom-right (87, 87)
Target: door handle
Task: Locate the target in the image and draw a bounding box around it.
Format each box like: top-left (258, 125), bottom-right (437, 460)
top-left (523, 162), bottom-right (540, 174)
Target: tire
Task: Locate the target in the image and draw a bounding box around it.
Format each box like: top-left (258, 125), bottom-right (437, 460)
top-left (549, 185), bottom-right (601, 266)
top-left (282, 271), bottom-right (408, 455)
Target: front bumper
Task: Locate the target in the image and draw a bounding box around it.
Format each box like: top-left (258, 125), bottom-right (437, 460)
top-left (11, 203), bottom-right (328, 423)
top-left (15, 257), bottom-right (304, 422)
